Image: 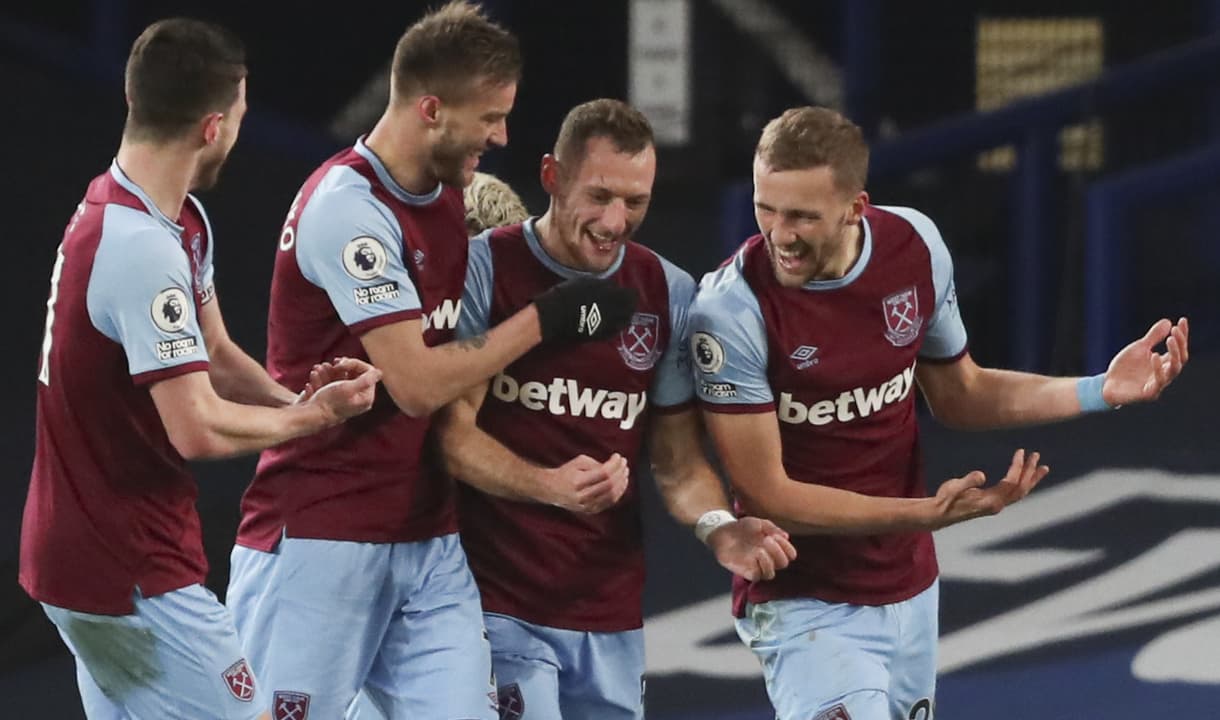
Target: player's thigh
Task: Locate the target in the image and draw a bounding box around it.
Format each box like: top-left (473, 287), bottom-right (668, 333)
top-left (44, 585), bottom-right (265, 720)
top-left (243, 538), bottom-right (395, 720)
top-left (558, 629), bottom-right (645, 720)
top-left (344, 689), bottom-right (387, 720)
top-left (736, 599), bottom-right (893, 720)
top-left (70, 651), bottom-right (128, 720)
top-left (364, 535), bottom-right (497, 720)
top-left (226, 543), bottom-right (277, 672)
top-left (483, 613), bottom-right (563, 720)
top-left (888, 580), bottom-right (939, 720)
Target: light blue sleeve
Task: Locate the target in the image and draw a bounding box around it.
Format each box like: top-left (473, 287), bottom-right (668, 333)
top-left (294, 174), bottom-right (422, 328)
top-left (186, 194), bottom-right (216, 303)
top-left (88, 206), bottom-right (210, 377)
top-left (688, 263), bottom-right (773, 406)
top-left (456, 229), bottom-right (494, 340)
top-left (882, 205), bottom-right (969, 359)
top-left (649, 256), bottom-right (696, 408)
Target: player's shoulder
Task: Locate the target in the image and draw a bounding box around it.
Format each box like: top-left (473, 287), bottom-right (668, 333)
top-left (871, 205), bottom-right (946, 248)
top-left (484, 220), bottom-right (527, 245)
top-left (307, 163), bottom-right (379, 210)
top-left (90, 213), bottom-right (189, 298)
top-left (625, 241), bottom-right (696, 295)
top-left (99, 205), bottom-right (181, 257)
top-left (692, 245), bottom-right (756, 317)
top-left (296, 165), bottom-right (398, 242)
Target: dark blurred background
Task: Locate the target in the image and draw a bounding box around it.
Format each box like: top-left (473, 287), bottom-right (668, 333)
top-left (2, 1), bottom-right (1218, 718)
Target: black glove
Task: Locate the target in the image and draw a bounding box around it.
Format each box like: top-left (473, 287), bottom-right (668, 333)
top-left (533, 277), bottom-right (638, 343)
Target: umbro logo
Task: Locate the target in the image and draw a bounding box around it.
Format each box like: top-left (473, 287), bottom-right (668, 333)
top-left (790, 345), bottom-right (819, 370)
top-left (579, 302), bottom-right (603, 336)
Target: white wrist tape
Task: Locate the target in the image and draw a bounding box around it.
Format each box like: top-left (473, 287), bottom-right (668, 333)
top-left (695, 509), bottom-right (738, 544)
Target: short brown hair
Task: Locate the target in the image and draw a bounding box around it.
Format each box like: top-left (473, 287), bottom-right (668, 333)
top-left (464, 171), bottom-right (529, 234)
top-left (755, 107), bottom-right (869, 194)
top-left (553, 99), bottom-right (654, 169)
top-left (392, 1), bottom-right (522, 103)
top-left (124, 18), bottom-right (246, 142)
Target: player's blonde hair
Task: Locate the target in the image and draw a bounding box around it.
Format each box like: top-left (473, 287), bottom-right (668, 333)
top-left (464, 171), bottom-right (529, 234)
top-left (756, 107), bottom-right (869, 194)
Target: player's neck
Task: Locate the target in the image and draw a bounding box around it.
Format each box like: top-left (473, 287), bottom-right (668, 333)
top-left (114, 139), bottom-right (193, 223)
top-left (532, 212), bottom-right (569, 265)
top-left (365, 114), bottom-right (435, 195)
top-left (805, 221), bottom-right (863, 281)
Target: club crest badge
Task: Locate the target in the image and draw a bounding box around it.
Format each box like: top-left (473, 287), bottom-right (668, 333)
top-left (882, 287), bottom-right (923, 347)
top-left (273, 690), bottom-right (310, 720)
top-left (813, 703), bottom-right (852, 720)
top-left (618, 312), bottom-right (662, 370)
top-left (497, 683), bottom-right (524, 719)
top-left (221, 659), bottom-right (255, 702)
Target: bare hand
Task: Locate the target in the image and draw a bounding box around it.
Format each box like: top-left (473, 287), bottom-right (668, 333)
top-left (298, 357), bottom-right (377, 403)
top-left (1102, 317), bottom-right (1189, 406)
top-left (305, 359), bottom-right (382, 423)
top-left (706, 517), bottom-right (797, 581)
top-left (928, 449), bottom-right (1049, 530)
top-left (542, 453), bottom-right (630, 514)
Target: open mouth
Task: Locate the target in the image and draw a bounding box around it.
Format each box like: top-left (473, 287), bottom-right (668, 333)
top-left (773, 243), bottom-right (810, 272)
top-left (585, 228), bottom-right (618, 255)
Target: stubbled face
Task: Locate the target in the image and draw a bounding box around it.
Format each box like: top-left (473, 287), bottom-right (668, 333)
top-left (547, 136), bottom-right (655, 273)
top-left (193, 78), bottom-right (247, 191)
top-left (429, 80), bottom-right (516, 187)
top-left (752, 156), bottom-right (863, 288)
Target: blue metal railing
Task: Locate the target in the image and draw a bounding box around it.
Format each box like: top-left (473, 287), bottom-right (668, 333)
top-left (871, 35), bottom-right (1220, 371)
top-left (1084, 142), bottom-right (1220, 371)
top-left (878, 35), bottom-right (1220, 373)
top-left (726, 34), bottom-right (1220, 372)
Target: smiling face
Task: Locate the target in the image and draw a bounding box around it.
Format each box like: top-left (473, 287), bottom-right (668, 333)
top-left (752, 156), bottom-right (866, 288)
top-left (542, 135), bottom-right (656, 273)
top-left (427, 79), bottom-right (516, 187)
top-left (749, 107), bottom-right (872, 286)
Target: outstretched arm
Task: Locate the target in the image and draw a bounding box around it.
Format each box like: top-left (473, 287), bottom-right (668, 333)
top-left (917, 318), bottom-right (1189, 430)
top-left (702, 409), bottom-right (1048, 535)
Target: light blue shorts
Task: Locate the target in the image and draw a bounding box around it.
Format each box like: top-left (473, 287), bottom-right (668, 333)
top-left (41, 584), bottom-right (263, 720)
top-left (484, 612), bottom-right (645, 720)
top-left (735, 580), bottom-right (939, 720)
top-left (228, 532), bottom-right (496, 720)
top-left (348, 611), bottom-right (644, 720)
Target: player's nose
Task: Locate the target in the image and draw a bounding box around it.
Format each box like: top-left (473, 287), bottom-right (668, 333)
top-left (601, 200), bottom-right (628, 235)
top-left (488, 120), bottom-right (508, 148)
top-left (770, 226), bottom-right (800, 247)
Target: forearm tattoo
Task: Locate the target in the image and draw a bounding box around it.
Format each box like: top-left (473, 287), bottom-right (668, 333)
top-left (446, 334), bottom-right (488, 352)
